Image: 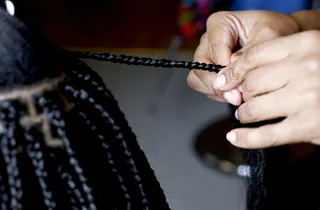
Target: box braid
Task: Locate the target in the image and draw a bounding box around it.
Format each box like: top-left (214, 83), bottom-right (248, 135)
top-left (68, 51), bottom-right (224, 73)
top-left (4, 1), bottom-right (320, 210)
top-left (70, 50), bottom-right (320, 210)
top-left (0, 2), bottom-right (225, 209)
top-left (0, 51), bottom-right (224, 210)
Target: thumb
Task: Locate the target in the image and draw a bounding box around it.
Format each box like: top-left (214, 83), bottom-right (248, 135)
top-left (207, 22), bottom-right (238, 66)
top-left (210, 41), bottom-right (233, 66)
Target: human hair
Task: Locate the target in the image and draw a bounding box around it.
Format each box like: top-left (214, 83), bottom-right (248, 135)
top-left (76, 52), bottom-right (320, 209)
top-left (1, 1), bottom-right (320, 210)
top-left (0, 6), bottom-right (171, 210)
top-left (229, 103), bottom-right (320, 210)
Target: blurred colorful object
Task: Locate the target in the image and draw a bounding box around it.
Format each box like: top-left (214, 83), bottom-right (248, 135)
top-left (178, 0), bottom-right (311, 40)
top-left (178, 0), bottom-right (213, 39)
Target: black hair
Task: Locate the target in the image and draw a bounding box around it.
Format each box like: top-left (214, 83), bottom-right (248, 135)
top-left (0, 6), bottom-right (171, 210)
top-left (228, 103), bottom-right (320, 210)
top-left (75, 52), bottom-right (320, 210)
top-left (1, 2), bottom-right (320, 210)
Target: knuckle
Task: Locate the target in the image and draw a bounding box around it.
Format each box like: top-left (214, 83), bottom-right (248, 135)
top-left (260, 25), bottom-right (281, 38)
top-left (242, 76), bottom-right (256, 95)
top-left (240, 99), bottom-right (259, 122)
top-left (305, 89), bottom-right (320, 106)
top-left (240, 46), bottom-right (258, 70)
top-left (207, 11), bottom-right (230, 26)
top-left (304, 30), bottom-right (320, 40)
top-left (228, 65), bottom-right (243, 82)
top-left (244, 46), bottom-right (257, 63)
top-left (227, 66), bottom-right (239, 81)
top-left (301, 30), bottom-right (320, 47)
top-left (228, 60), bottom-right (248, 82)
top-left (305, 56), bottom-right (320, 72)
top-left (261, 127), bottom-right (278, 146)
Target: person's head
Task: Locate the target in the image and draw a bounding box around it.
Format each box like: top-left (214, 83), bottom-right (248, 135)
top-left (0, 6), bottom-right (169, 210)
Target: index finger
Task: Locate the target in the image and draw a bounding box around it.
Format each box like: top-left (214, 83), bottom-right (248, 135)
top-left (207, 25), bottom-right (234, 66)
top-left (212, 32), bottom-right (309, 91)
top-left (206, 12), bottom-right (237, 66)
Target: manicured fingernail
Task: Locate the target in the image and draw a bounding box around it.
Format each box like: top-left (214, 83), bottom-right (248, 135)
top-left (237, 85), bottom-right (242, 93)
top-left (226, 132), bottom-right (237, 142)
top-left (235, 110), bottom-right (239, 120)
top-left (223, 91), bottom-right (237, 105)
top-left (213, 74), bottom-right (226, 90)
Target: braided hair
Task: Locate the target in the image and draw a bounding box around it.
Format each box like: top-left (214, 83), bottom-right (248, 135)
top-left (2, 1), bottom-right (320, 210)
top-left (0, 6), bottom-right (173, 210)
top-left (74, 53), bottom-right (320, 210)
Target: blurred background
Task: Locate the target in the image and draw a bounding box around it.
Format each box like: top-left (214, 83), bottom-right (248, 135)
top-left (13, 0), bottom-right (315, 209)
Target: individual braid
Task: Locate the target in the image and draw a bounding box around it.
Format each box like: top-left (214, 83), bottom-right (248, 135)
top-left (0, 102), bottom-right (23, 210)
top-left (57, 164), bottom-right (82, 209)
top-left (60, 56), bottom-right (171, 209)
top-left (0, 164), bottom-right (8, 210)
top-left (24, 129), bottom-right (56, 210)
top-left (36, 91), bottom-right (97, 210)
top-left (0, 4), bottom-right (174, 210)
top-left (67, 51), bottom-right (224, 73)
top-left (60, 70), bottom-right (150, 209)
top-left (5, 0), bottom-right (320, 207)
top-left (74, 105), bottom-right (132, 209)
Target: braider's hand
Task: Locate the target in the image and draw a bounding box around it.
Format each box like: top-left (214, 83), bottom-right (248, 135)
top-left (187, 10), bottom-right (300, 105)
top-left (219, 30), bottom-right (320, 149)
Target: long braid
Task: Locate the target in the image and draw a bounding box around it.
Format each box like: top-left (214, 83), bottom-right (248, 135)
top-left (0, 179), bottom-right (8, 210)
top-left (52, 116), bottom-right (96, 210)
top-left (24, 130), bottom-right (56, 210)
top-left (0, 2), bottom-right (227, 209)
top-left (67, 51), bottom-right (224, 73)
top-left (0, 163), bottom-right (8, 210)
top-left (0, 127), bottom-right (8, 210)
top-left (37, 91), bottom-right (97, 210)
top-left (60, 74), bottom-right (149, 209)
top-left (68, 78), bottom-right (132, 207)
top-left (36, 93), bottom-right (88, 209)
top-left (74, 59), bottom-right (169, 209)
top-left (0, 103), bottom-right (23, 210)
top-left (57, 164), bottom-right (82, 209)
top-left (2, 0), bottom-right (320, 209)
top-left (76, 107), bottom-right (131, 209)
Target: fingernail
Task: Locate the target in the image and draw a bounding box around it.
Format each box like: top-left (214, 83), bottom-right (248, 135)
top-left (223, 91), bottom-right (237, 105)
top-left (226, 132), bottom-right (237, 142)
top-left (235, 110), bottom-right (239, 120)
top-left (237, 85), bottom-right (242, 93)
top-left (213, 74), bottom-right (226, 90)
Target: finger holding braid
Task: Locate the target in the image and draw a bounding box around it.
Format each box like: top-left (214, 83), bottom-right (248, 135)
top-left (221, 31), bottom-right (320, 149)
top-left (4, 1), bottom-right (320, 210)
